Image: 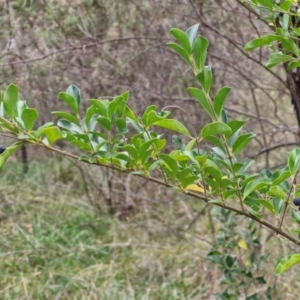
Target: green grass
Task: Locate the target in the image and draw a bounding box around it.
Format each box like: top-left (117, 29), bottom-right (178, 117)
top-left (0, 160), bottom-right (292, 299)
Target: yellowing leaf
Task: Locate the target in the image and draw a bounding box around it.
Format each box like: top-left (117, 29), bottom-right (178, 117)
top-left (238, 239), bottom-right (248, 250)
top-left (186, 184), bottom-right (205, 193)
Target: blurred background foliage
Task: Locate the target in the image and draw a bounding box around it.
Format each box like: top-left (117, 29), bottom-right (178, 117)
top-left (0, 0), bottom-right (299, 298)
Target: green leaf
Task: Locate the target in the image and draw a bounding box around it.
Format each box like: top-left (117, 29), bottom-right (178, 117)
top-left (122, 145), bottom-right (139, 160)
top-left (58, 119), bottom-right (83, 134)
top-left (97, 116), bottom-right (111, 131)
top-left (271, 169), bottom-right (291, 186)
top-left (273, 197), bottom-right (283, 215)
top-left (244, 35), bottom-right (284, 51)
top-left (160, 153), bottom-right (178, 176)
top-left (257, 0), bottom-right (273, 9)
top-left (291, 210), bottom-right (300, 222)
top-left (279, 0), bottom-right (291, 12)
top-left (201, 122), bottom-right (231, 138)
top-left (170, 28), bottom-right (192, 55)
top-left (153, 119), bottom-right (190, 136)
top-left (288, 148), bottom-right (300, 175)
top-left (268, 185), bottom-right (286, 199)
top-left (52, 111), bottom-right (79, 125)
top-left (186, 24), bottom-right (199, 48)
top-left (66, 85), bottom-right (81, 111)
top-left (258, 200), bottom-right (275, 214)
top-left (108, 95), bottom-right (124, 120)
top-left (196, 66), bottom-right (213, 94)
top-left (71, 140), bottom-right (93, 152)
top-left (276, 254), bottom-right (300, 275)
top-left (58, 92), bottom-right (79, 115)
top-left (243, 178), bottom-right (271, 199)
top-left (226, 120), bottom-right (247, 138)
top-left (265, 53), bottom-right (293, 68)
top-left (213, 87), bottom-right (231, 118)
top-left (89, 99), bottom-right (108, 116)
top-left (0, 142), bottom-right (22, 170)
top-left (21, 108), bottom-right (38, 131)
top-left (204, 136), bottom-right (226, 152)
top-left (146, 110), bottom-right (170, 127)
top-left (232, 133), bottom-right (255, 156)
top-left (288, 61), bottom-right (300, 70)
top-left (166, 43), bottom-right (192, 67)
top-left (193, 35), bottom-right (209, 73)
top-left (187, 87), bottom-right (214, 119)
top-left (3, 84), bottom-right (19, 119)
top-left (43, 126), bottom-right (63, 146)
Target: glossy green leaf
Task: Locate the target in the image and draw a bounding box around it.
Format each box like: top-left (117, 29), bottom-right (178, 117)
top-left (196, 66), bottom-right (213, 94)
top-left (166, 43), bottom-right (192, 66)
top-left (187, 87), bottom-right (214, 119)
top-left (153, 119), bottom-right (190, 136)
top-left (272, 169), bottom-right (291, 186)
top-left (170, 28), bottom-right (192, 55)
top-left (268, 185), bottom-right (286, 199)
top-left (186, 24), bottom-right (199, 48)
top-left (279, 0), bottom-right (291, 12)
top-left (108, 95), bottom-right (124, 120)
top-left (258, 200), bottom-right (275, 214)
top-left (58, 92), bottom-right (79, 115)
top-left (66, 85), bottom-right (81, 111)
top-left (52, 111), bottom-right (79, 125)
top-left (226, 120), bottom-right (247, 138)
top-left (257, 0), bottom-right (273, 9)
top-left (201, 122), bottom-right (231, 138)
top-left (193, 35), bottom-right (209, 73)
top-left (273, 197), bottom-right (283, 215)
top-left (21, 108), bottom-right (38, 131)
top-left (97, 116), bottom-right (111, 131)
top-left (213, 86), bottom-right (231, 118)
top-left (265, 53), bottom-right (293, 68)
top-left (276, 254), bottom-right (300, 275)
top-left (232, 133), bottom-right (255, 156)
top-left (0, 142), bottom-right (23, 170)
top-left (89, 99), bottom-right (108, 116)
top-left (3, 84), bottom-right (19, 119)
top-left (43, 126), bottom-right (63, 146)
top-left (160, 153), bottom-right (178, 175)
top-left (58, 119), bottom-right (83, 134)
top-left (288, 148), bottom-right (300, 175)
top-left (71, 140), bottom-right (93, 152)
top-left (288, 61), bottom-right (300, 70)
top-left (244, 35), bottom-right (283, 51)
top-left (146, 110), bottom-right (170, 127)
top-left (243, 178), bottom-right (271, 199)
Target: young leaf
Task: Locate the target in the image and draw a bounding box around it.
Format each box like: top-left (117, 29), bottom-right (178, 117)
top-left (193, 35), bottom-right (209, 73)
top-left (3, 84), bottom-right (19, 119)
top-left (213, 87), bottom-right (231, 118)
top-left (187, 87), bottom-right (214, 120)
top-left (276, 254), bottom-right (300, 275)
top-left (21, 108), bottom-right (38, 131)
top-left (201, 122), bottom-right (231, 138)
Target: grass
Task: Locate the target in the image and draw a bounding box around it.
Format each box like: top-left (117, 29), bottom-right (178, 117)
top-left (0, 159), bottom-right (296, 299)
